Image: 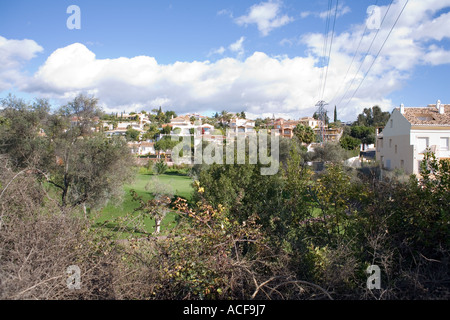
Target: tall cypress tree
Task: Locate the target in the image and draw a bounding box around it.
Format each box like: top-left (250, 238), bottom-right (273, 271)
top-left (334, 105), bottom-right (337, 123)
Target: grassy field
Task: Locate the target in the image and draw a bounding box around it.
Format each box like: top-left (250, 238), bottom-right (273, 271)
top-left (93, 171), bottom-right (194, 237)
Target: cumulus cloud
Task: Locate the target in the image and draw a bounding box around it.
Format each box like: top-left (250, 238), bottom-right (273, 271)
top-left (207, 46), bottom-right (226, 57)
top-left (0, 36), bottom-right (43, 91)
top-left (300, 11), bottom-right (312, 19)
top-left (229, 37), bottom-right (246, 58)
top-left (208, 37), bottom-right (246, 59)
top-left (22, 43), bottom-right (324, 117)
top-left (235, 0), bottom-right (294, 36)
top-left (300, 0), bottom-right (450, 118)
top-left (300, 2), bottom-right (351, 20)
top-left (217, 9), bottom-right (233, 19)
top-left (422, 45), bottom-right (450, 66)
top-left (3, 0), bottom-right (450, 121)
top-left (318, 3), bottom-right (351, 19)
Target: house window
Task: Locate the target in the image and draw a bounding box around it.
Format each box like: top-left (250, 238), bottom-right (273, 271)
top-left (400, 160), bottom-right (404, 168)
top-left (386, 159), bottom-right (391, 169)
top-left (390, 119), bottom-right (393, 128)
top-left (395, 145), bottom-right (398, 154)
top-left (417, 137), bottom-right (429, 153)
top-left (389, 139), bottom-right (392, 148)
top-left (440, 137), bottom-right (449, 151)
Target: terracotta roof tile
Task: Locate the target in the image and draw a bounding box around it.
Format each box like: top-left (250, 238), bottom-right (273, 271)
top-left (402, 105), bottom-right (450, 126)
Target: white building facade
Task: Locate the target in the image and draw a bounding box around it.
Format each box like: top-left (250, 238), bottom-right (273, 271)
top-left (376, 102), bottom-right (450, 175)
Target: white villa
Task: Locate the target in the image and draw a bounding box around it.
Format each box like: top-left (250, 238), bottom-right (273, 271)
top-left (228, 117), bottom-right (256, 135)
top-left (105, 112), bottom-right (151, 138)
top-left (128, 141), bottom-right (156, 156)
top-left (168, 115), bottom-right (214, 136)
top-left (299, 117), bottom-right (322, 129)
top-left (376, 101), bottom-right (450, 175)
top-left (168, 114), bottom-right (255, 138)
top-left (105, 123), bottom-right (146, 138)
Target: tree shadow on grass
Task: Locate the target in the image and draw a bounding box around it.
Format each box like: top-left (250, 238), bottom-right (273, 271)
top-left (162, 172), bottom-right (186, 176)
top-left (92, 220), bottom-right (150, 237)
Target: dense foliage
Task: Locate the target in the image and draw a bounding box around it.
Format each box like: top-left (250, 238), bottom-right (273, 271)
top-left (1, 95), bottom-right (448, 300)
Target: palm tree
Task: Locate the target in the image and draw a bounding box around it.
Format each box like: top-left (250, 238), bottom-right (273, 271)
top-left (220, 110), bottom-right (228, 123)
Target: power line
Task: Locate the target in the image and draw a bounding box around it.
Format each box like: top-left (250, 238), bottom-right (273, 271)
top-left (320, 0), bottom-right (340, 101)
top-left (317, 0), bottom-right (334, 101)
top-left (335, 0), bottom-right (394, 107)
top-left (342, 0), bottom-right (409, 109)
top-left (330, 0), bottom-right (379, 103)
top-left (314, 0), bottom-right (339, 144)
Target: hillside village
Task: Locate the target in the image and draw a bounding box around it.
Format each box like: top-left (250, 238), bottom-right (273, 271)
top-left (27, 96), bottom-right (449, 178)
top-left (1, 93), bottom-right (449, 301)
top-left (2, 0), bottom-right (450, 306)
top-left (99, 109), bottom-right (347, 159)
top-left (90, 102), bottom-right (445, 174)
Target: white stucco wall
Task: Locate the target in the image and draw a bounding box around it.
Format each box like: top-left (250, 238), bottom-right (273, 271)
top-left (377, 108), bottom-right (450, 174)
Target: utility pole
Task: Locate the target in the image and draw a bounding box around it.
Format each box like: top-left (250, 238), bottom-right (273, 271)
top-left (315, 100), bottom-right (328, 144)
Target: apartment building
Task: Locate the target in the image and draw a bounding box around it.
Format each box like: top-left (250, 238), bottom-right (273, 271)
top-left (313, 127), bottom-right (343, 142)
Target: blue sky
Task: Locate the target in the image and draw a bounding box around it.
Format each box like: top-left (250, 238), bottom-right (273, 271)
top-left (1, 0), bottom-right (450, 121)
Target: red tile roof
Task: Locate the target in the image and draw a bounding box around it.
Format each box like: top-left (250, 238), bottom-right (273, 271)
top-left (402, 105), bottom-right (450, 126)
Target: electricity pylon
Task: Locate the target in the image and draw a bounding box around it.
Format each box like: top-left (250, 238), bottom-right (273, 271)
top-left (315, 100), bottom-right (328, 144)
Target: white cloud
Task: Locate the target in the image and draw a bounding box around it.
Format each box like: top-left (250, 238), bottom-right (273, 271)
top-left (217, 9), bottom-right (233, 19)
top-left (300, 11), bottom-right (312, 19)
top-left (3, 1), bottom-right (450, 121)
top-left (411, 9), bottom-right (450, 41)
top-left (422, 45), bottom-right (450, 65)
top-left (0, 36), bottom-right (43, 91)
top-left (21, 43), bottom-right (325, 117)
top-left (207, 46), bottom-right (226, 57)
top-left (229, 37), bottom-right (246, 57)
top-left (300, 3), bottom-right (351, 20)
top-left (279, 38), bottom-right (294, 47)
top-left (235, 0), bottom-right (294, 36)
top-left (318, 3), bottom-right (351, 19)
top-left (208, 37), bottom-right (246, 59)
top-left (298, 0), bottom-right (450, 117)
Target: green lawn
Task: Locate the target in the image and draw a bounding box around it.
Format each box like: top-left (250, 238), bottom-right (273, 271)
top-left (93, 172), bottom-right (194, 238)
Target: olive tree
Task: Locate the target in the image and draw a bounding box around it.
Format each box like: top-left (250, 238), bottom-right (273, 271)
top-left (0, 95), bottom-right (50, 168)
top-left (130, 177), bottom-right (175, 234)
top-left (1, 94), bottom-right (135, 216)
